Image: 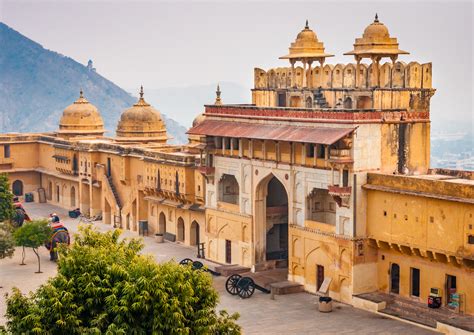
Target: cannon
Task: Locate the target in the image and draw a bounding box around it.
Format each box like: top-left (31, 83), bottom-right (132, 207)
top-left (225, 274), bottom-right (271, 299)
top-left (179, 258), bottom-right (221, 276)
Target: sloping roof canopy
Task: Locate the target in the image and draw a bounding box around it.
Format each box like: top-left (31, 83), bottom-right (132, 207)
top-left (187, 120), bottom-right (355, 145)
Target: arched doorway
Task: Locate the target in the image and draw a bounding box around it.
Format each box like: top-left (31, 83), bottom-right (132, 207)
top-left (12, 180), bottom-right (23, 196)
top-left (56, 185), bottom-right (60, 202)
top-left (390, 263), bottom-right (400, 294)
top-left (190, 220), bottom-right (200, 246)
top-left (177, 217), bottom-right (185, 242)
top-left (159, 212), bottom-right (166, 234)
top-left (255, 174), bottom-right (289, 266)
top-left (70, 186), bottom-right (76, 207)
top-left (48, 181), bottom-right (53, 201)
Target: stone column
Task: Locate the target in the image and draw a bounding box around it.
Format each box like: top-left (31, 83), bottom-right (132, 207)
top-left (307, 60), bottom-right (313, 88)
top-left (290, 60), bottom-right (296, 88)
top-left (355, 56), bottom-right (361, 88)
top-left (302, 59), bottom-right (307, 88)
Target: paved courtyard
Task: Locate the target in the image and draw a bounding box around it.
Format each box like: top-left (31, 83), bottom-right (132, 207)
top-left (0, 203), bottom-right (438, 334)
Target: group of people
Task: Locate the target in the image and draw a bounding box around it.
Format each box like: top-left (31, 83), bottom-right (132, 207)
top-left (11, 197), bottom-right (71, 261)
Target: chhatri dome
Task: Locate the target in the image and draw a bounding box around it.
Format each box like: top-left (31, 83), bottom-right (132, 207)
top-left (115, 86), bottom-right (168, 143)
top-left (58, 90), bottom-right (105, 138)
top-left (344, 14), bottom-right (409, 60)
top-left (280, 20), bottom-right (334, 60)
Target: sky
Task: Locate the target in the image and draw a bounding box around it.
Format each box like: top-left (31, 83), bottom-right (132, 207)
top-left (0, 0), bottom-right (473, 132)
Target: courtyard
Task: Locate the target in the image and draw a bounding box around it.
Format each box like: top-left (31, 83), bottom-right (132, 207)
top-left (0, 203), bottom-right (438, 334)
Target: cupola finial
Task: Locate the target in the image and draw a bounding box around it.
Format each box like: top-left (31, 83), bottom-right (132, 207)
top-left (215, 84), bottom-right (222, 105)
top-left (305, 19), bottom-right (309, 29)
top-left (374, 13), bottom-right (379, 23)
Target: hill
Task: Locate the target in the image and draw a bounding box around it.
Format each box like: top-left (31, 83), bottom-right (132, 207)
top-left (0, 22), bottom-right (187, 143)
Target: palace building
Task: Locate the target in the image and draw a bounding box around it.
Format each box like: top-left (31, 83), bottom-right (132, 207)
top-left (1, 16), bottom-right (473, 320)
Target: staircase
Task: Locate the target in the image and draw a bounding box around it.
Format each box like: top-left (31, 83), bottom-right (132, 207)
top-left (313, 88), bottom-right (329, 108)
top-left (356, 292), bottom-right (474, 332)
top-left (105, 175), bottom-right (122, 209)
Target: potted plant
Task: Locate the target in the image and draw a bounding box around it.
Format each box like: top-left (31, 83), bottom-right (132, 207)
top-left (155, 233), bottom-right (164, 243)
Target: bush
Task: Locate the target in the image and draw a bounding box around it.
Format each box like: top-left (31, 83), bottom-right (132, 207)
top-left (6, 226), bottom-right (240, 334)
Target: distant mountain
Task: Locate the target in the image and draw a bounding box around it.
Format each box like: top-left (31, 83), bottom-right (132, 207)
top-left (0, 22), bottom-right (187, 144)
top-left (138, 82), bottom-right (250, 128)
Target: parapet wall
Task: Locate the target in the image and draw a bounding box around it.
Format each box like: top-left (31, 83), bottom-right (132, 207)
top-left (255, 61), bottom-right (432, 90)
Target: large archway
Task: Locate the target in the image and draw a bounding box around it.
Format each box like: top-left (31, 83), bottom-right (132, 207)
top-left (255, 174), bottom-right (289, 266)
top-left (70, 186), bottom-right (76, 207)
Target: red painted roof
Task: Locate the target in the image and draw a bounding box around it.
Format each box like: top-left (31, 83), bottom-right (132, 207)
top-left (187, 120), bottom-right (355, 145)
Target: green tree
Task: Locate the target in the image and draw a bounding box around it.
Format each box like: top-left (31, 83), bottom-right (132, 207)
top-left (0, 173), bottom-right (15, 223)
top-left (13, 220), bottom-right (52, 273)
top-left (6, 226), bottom-right (240, 334)
top-left (0, 223), bottom-right (15, 288)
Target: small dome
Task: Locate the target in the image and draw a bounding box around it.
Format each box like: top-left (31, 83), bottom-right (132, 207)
top-left (58, 90), bottom-right (104, 137)
top-left (116, 86), bottom-right (167, 143)
top-left (192, 113), bottom-right (206, 127)
top-left (344, 14), bottom-right (409, 58)
top-left (280, 20), bottom-right (333, 60)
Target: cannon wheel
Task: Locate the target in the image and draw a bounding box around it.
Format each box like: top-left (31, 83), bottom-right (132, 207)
top-left (237, 277), bottom-right (255, 299)
top-left (192, 261), bottom-right (204, 270)
top-left (179, 258), bottom-right (193, 266)
top-left (225, 274), bottom-right (242, 296)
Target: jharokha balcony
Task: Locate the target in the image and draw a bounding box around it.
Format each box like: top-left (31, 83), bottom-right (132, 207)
top-left (329, 148), bottom-right (353, 163)
top-left (328, 185), bottom-right (352, 208)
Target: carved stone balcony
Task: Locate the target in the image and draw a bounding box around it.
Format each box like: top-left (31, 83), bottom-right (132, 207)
top-left (328, 185), bottom-right (352, 208)
top-left (329, 149), bottom-right (353, 163)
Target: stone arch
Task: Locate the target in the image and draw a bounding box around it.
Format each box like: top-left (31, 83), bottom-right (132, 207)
top-left (332, 64), bottom-right (344, 88)
top-left (254, 68), bottom-right (267, 88)
top-left (190, 220), bottom-right (200, 246)
top-left (47, 181), bottom-right (53, 201)
top-left (12, 180), bottom-right (23, 196)
top-left (405, 61), bottom-right (422, 88)
top-left (379, 62), bottom-right (392, 88)
top-left (62, 184), bottom-right (68, 205)
top-left (343, 96), bottom-right (353, 109)
top-left (322, 64), bottom-right (333, 88)
top-left (208, 239), bottom-right (215, 259)
top-left (254, 172), bottom-right (289, 264)
top-left (343, 64), bottom-right (356, 88)
top-left (292, 237), bottom-right (303, 258)
top-left (177, 217), bottom-right (185, 242)
top-left (305, 96), bottom-right (313, 108)
top-left (268, 69), bottom-right (277, 88)
top-left (357, 63), bottom-right (368, 88)
top-left (242, 224), bottom-right (248, 242)
top-left (294, 66), bottom-right (304, 88)
top-left (392, 61), bottom-right (406, 88)
top-left (70, 186), bottom-right (76, 207)
top-left (55, 184), bottom-right (60, 202)
top-left (218, 174), bottom-right (239, 205)
top-left (158, 211), bottom-right (166, 234)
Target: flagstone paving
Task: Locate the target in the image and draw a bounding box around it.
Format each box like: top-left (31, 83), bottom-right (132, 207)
top-left (0, 203), bottom-right (438, 334)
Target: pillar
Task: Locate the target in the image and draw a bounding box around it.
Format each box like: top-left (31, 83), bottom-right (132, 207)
top-left (290, 60), bottom-right (296, 88)
top-left (302, 59), bottom-right (307, 88)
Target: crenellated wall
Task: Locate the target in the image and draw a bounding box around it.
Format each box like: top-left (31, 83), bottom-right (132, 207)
top-left (255, 61), bottom-right (432, 90)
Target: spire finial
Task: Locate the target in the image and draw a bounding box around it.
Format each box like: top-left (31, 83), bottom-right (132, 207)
top-left (305, 19), bottom-right (309, 29)
top-left (139, 85), bottom-right (144, 99)
top-left (374, 13), bottom-right (379, 23)
top-left (215, 83), bottom-right (222, 105)
top-left (79, 88), bottom-right (83, 98)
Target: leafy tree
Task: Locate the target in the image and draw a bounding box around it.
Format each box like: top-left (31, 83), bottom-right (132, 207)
top-left (0, 173), bottom-right (15, 223)
top-left (13, 220), bottom-right (52, 273)
top-left (6, 226), bottom-right (240, 334)
top-left (0, 223), bottom-right (15, 288)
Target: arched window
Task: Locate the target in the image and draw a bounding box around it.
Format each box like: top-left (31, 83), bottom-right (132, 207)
top-left (159, 212), bottom-right (166, 234)
top-left (343, 97), bottom-right (353, 109)
top-left (305, 96), bottom-right (313, 108)
top-left (56, 185), bottom-right (60, 202)
top-left (12, 180), bottom-right (23, 196)
top-left (218, 174), bottom-right (239, 205)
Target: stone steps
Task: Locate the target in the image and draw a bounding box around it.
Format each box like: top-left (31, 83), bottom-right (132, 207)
top-left (269, 280), bottom-right (305, 295)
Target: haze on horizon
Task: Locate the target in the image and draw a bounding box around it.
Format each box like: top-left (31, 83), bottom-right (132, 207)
top-left (0, 0), bottom-right (472, 132)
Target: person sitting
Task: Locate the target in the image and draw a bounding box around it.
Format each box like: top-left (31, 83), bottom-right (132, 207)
top-left (45, 218), bottom-right (70, 261)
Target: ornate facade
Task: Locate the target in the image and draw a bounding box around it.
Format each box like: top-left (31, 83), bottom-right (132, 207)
top-left (1, 16), bottom-right (473, 318)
